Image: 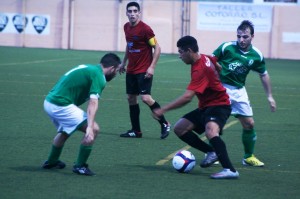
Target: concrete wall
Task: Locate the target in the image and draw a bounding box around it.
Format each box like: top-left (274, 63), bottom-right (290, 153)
top-left (0, 0), bottom-right (299, 60)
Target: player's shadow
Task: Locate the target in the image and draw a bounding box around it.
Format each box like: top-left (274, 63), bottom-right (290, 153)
top-left (9, 165), bottom-right (73, 176)
top-left (134, 164), bottom-right (209, 177)
top-left (100, 131), bottom-right (166, 140)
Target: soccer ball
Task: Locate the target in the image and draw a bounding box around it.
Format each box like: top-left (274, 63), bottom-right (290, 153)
top-left (172, 150), bottom-right (196, 173)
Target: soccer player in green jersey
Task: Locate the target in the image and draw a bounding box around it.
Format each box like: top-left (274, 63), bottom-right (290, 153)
top-left (210, 20), bottom-right (276, 167)
top-left (42, 53), bottom-right (121, 176)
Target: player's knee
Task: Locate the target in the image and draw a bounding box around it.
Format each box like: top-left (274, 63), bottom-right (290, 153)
top-left (173, 124), bottom-right (184, 137)
top-left (127, 95), bottom-right (137, 104)
top-left (240, 117), bottom-right (255, 129)
top-left (141, 95), bottom-right (154, 105)
top-left (243, 121), bottom-right (254, 129)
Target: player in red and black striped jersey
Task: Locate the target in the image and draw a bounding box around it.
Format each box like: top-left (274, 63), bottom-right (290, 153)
top-left (153, 36), bottom-right (239, 179)
top-left (119, 2), bottom-right (170, 139)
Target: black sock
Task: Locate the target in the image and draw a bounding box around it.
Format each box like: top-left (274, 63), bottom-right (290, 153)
top-left (179, 131), bottom-right (214, 153)
top-left (129, 104), bottom-right (141, 132)
top-left (209, 136), bottom-right (236, 172)
top-left (149, 101), bottom-right (167, 124)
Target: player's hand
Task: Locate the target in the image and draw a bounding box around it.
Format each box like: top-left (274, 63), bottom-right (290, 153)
top-left (118, 64), bottom-right (126, 74)
top-left (145, 67), bottom-right (154, 78)
top-left (268, 96), bottom-right (276, 112)
top-left (83, 126), bottom-right (96, 144)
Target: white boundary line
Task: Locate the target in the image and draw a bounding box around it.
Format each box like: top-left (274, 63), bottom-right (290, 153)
top-left (0, 58), bottom-right (80, 66)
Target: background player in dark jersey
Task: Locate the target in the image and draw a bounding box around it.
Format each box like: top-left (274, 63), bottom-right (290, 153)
top-left (119, 1), bottom-right (170, 139)
top-left (42, 53), bottom-right (121, 176)
top-left (153, 36), bottom-right (239, 179)
top-left (212, 20), bottom-right (276, 167)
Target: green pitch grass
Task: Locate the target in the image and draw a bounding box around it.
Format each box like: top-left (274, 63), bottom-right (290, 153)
top-left (0, 46), bottom-right (299, 199)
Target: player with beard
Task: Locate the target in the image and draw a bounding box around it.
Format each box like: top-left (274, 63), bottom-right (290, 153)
top-left (207, 20), bottom-right (276, 167)
top-left (42, 53), bottom-right (121, 176)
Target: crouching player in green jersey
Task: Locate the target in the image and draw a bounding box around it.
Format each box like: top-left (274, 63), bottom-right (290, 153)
top-left (209, 20), bottom-right (276, 167)
top-left (42, 53), bottom-right (121, 176)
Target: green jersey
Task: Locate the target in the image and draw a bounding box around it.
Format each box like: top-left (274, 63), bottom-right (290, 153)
top-left (212, 41), bottom-right (267, 88)
top-left (46, 64), bottom-right (106, 106)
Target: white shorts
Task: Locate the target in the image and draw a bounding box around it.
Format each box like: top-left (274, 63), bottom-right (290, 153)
top-left (44, 100), bottom-right (87, 134)
top-left (222, 83), bottom-right (253, 117)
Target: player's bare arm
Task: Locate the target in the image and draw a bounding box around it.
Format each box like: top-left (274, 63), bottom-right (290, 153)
top-left (145, 38), bottom-right (161, 78)
top-left (152, 90), bottom-right (195, 119)
top-left (260, 73), bottom-right (276, 112)
top-left (83, 98), bottom-right (99, 145)
top-left (119, 47), bottom-right (128, 74)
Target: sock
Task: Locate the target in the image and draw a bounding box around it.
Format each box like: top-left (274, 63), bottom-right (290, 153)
top-left (129, 104), bottom-right (141, 132)
top-left (179, 131), bottom-right (214, 153)
top-left (209, 136), bottom-right (236, 172)
top-left (75, 145), bottom-right (92, 166)
top-left (149, 101), bottom-right (167, 125)
top-left (47, 145), bottom-right (63, 164)
top-left (242, 129), bottom-right (257, 159)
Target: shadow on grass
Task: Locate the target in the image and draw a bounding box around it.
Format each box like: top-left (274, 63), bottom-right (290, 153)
top-left (9, 165), bottom-right (75, 176)
top-left (132, 164), bottom-right (211, 178)
top-left (100, 131), bottom-right (167, 140)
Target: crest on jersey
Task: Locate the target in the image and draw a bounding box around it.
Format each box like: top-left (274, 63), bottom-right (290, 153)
top-left (248, 59), bottom-right (254, 66)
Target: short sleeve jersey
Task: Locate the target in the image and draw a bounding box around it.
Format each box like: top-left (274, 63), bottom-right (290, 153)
top-left (187, 54), bottom-right (230, 109)
top-left (124, 21), bottom-right (155, 74)
top-left (212, 41), bottom-right (267, 88)
top-left (46, 64), bottom-right (106, 106)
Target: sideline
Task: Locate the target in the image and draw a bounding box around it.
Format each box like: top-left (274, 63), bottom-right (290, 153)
top-left (0, 58), bottom-right (81, 66)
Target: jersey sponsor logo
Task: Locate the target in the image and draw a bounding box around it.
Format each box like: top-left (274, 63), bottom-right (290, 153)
top-left (128, 42), bottom-right (134, 48)
top-left (228, 62), bottom-right (248, 75)
top-left (127, 41), bottom-right (141, 53)
top-left (129, 49), bottom-right (141, 53)
top-left (228, 62), bottom-right (242, 71)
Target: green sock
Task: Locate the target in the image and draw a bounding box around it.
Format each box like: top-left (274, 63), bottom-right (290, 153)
top-left (75, 145), bottom-right (92, 166)
top-left (242, 129), bottom-right (257, 159)
top-left (48, 145), bottom-right (63, 164)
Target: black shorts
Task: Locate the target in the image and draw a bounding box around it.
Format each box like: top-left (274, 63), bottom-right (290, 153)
top-left (126, 73), bottom-right (153, 95)
top-left (182, 105), bottom-right (231, 135)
